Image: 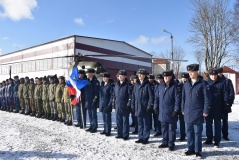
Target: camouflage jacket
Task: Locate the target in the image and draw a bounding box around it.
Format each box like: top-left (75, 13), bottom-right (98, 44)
top-left (34, 84), bottom-right (43, 99)
top-left (23, 83), bottom-right (29, 98)
top-left (55, 83), bottom-right (65, 103)
top-left (48, 83), bottom-right (56, 101)
top-left (18, 84), bottom-right (24, 99)
top-left (28, 83), bottom-right (35, 99)
top-left (62, 86), bottom-right (71, 103)
top-left (42, 84), bottom-right (49, 100)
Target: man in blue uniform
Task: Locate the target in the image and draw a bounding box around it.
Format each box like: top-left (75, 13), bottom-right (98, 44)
top-left (75, 69), bottom-right (87, 129)
top-left (13, 76), bottom-right (20, 113)
top-left (154, 70), bottom-right (181, 151)
top-left (148, 74), bottom-right (160, 137)
top-left (129, 75), bottom-right (138, 134)
top-left (204, 68), bottom-right (228, 148)
top-left (177, 72), bottom-right (189, 141)
top-left (85, 68), bottom-right (100, 133)
top-left (99, 72), bottom-right (113, 136)
top-left (132, 69), bottom-right (153, 144)
top-left (112, 70), bottom-right (132, 140)
top-left (181, 64), bottom-right (210, 158)
top-left (217, 67), bottom-right (235, 141)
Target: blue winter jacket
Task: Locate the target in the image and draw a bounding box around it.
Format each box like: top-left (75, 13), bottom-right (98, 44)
top-left (84, 76), bottom-right (100, 109)
top-left (207, 78), bottom-right (228, 119)
top-left (131, 78), bottom-right (154, 117)
top-left (112, 80), bottom-right (132, 116)
top-left (154, 78), bottom-right (181, 122)
top-left (99, 81), bottom-right (113, 112)
top-left (181, 78), bottom-right (211, 123)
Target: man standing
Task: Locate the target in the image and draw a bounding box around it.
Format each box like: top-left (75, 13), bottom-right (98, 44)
top-left (177, 72), bottom-right (189, 141)
top-left (217, 67), bottom-right (235, 141)
top-left (112, 70), bottom-right (132, 140)
top-left (34, 77), bottom-right (43, 118)
top-left (23, 77), bottom-right (30, 115)
top-left (42, 77), bottom-right (51, 119)
top-left (204, 68), bottom-right (228, 148)
top-left (55, 76), bottom-right (66, 122)
top-left (18, 78), bottom-right (25, 114)
top-left (13, 76), bottom-right (20, 113)
top-left (84, 68), bottom-right (99, 133)
top-left (129, 75), bottom-right (138, 134)
top-left (29, 78), bottom-right (35, 116)
top-left (62, 82), bottom-right (73, 125)
top-left (48, 76), bottom-right (57, 120)
top-left (7, 78), bottom-right (14, 112)
top-left (154, 70), bottom-right (181, 151)
top-left (75, 69), bottom-right (87, 128)
top-left (132, 69), bottom-right (153, 144)
top-left (99, 72), bottom-right (113, 136)
top-left (181, 64), bottom-right (210, 158)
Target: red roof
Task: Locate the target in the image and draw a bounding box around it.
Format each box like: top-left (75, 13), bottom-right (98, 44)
top-left (223, 66), bottom-right (239, 74)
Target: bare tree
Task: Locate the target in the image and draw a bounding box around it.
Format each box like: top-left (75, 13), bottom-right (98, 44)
top-left (194, 51), bottom-right (205, 74)
top-left (159, 46), bottom-right (186, 76)
top-left (232, 0), bottom-right (239, 48)
top-left (188, 0), bottom-right (233, 71)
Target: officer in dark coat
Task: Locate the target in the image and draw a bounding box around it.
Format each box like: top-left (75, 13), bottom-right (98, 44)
top-left (99, 72), bottom-right (113, 136)
top-left (217, 67), bottom-right (235, 141)
top-left (148, 74), bottom-right (161, 137)
top-left (112, 70), bottom-right (132, 140)
top-left (154, 70), bottom-right (181, 151)
top-left (13, 76), bottom-right (20, 113)
top-left (129, 75), bottom-right (138, 134)
top-left (7, 78), bottom-right (14, 112)
top-left (75, 69), bottom-right (87, 128)
top-left (177, 72), bottom-right (189, 141)
top-left (204, 68), bottom-right (228, 148)
top-left (132, 69), bottom-right (153, 144)
top-left (181, 64), bottom-right (210, 158)
top-left (85, 68), bottom-right (100, 133)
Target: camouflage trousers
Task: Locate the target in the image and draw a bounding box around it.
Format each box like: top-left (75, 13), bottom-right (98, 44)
top-left (64, 102), bottom-right (72, 121)
top-left (35, 99), bottom-right (43, 115)
top-left (19, 98), bottom-right (25, 110)
top-left (49, 101), bottom-right (57, 115)
top-left (57, 102), bottom-right (66, 119)
top-left (42, 100), bottom-right (50, 114)
top-left (29, 98), bottom-right (35, 113)
top-left (24, 98), bottom-right (30, 112)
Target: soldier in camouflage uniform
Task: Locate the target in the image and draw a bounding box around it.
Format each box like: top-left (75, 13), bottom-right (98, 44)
top-left (55, 76), bottom-right (66, 123)
top-left (18, 78), bottom-right (25, 114)
top-left (42, 77), bottom-right (51, 119)
top-left (48, 76), bottom-right (57, 120)
top-left (34, 77), bottom-right (43, 118)
top-left (62, 84), bottom-right (72, 125)
top-left (29, 78), bottom-right (35, 116)
top-left (23, 77), bottom-right (30, 115)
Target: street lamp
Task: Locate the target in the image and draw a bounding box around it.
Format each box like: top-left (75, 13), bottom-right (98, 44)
top-left (163, 29), bottom-right (174, 70)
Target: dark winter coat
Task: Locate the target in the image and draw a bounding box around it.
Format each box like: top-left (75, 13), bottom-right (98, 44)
top-left (99, 82), bottom-right (113, 112)
top-left (181, 78), bottom-right (211, 123)
top-left (154, 78), bottom-right (181, 122)
top-left (131, 78), bottom-right (154, 117)
top-left (112, 80), bottom-right (132, 115)
top-left (207, 78), bottom-right (228, 119)
top-left (84, 76), bottom-right (100, 109)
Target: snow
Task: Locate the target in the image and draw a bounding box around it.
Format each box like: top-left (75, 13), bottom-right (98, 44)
top-left (0, 96), bottom-right (239, 160)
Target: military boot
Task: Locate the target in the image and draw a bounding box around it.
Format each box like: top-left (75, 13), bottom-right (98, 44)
top-left (48, 114), bottom-right (54, 120)
top-left (19, 110), bottom-right (24, 114)
top-left (30, 112), bottom-right (35, 116)
top-left (67, 121), bottom-right (73, 126)
top-left (64, 120), bottom-right (69, 125)
top-left (52, 114), bottom-right (58, 121)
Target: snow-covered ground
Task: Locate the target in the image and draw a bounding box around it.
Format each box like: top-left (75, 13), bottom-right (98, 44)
top-left (0, 96), bottom-right (239, 160)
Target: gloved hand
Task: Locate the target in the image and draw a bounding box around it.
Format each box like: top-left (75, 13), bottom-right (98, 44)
top-left (171, 111), bottom-right (178, 117)
top-left (126, 105), bottom-right (131, 109)
top-left (154, 110), bottom-right (158, 114)
top-left (92, 99), bottom-right (98, 107)
top-left (146, 109), bottom-right (151, 113)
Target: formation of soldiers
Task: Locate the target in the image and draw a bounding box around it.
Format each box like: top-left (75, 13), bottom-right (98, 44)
top-left (0, 64), bottom-right (235, 158)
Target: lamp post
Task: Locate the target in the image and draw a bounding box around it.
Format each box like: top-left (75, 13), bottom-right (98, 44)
top-left (163, 29), bottom-right (174, 70)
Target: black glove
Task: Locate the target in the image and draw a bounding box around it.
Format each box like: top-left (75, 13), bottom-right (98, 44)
top-left (92, 99), bottom-right (97, 107)
top-left (70, 95), bottom-right (75, 101)
top-left (126, 105), bottom-right (131, 109)
top-left (154, 110), bottom-right (158, 114)
top-left (171, 111), bottom-right (178, 117)
top-left (146, 109), bottom-right (151, 113)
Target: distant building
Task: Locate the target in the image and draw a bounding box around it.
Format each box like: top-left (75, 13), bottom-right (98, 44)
top-left (0, 35), bottom-right (153, 81)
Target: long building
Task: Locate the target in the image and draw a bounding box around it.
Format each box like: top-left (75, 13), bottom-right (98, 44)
top-left (0, 35), bottom-right (152, 81)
